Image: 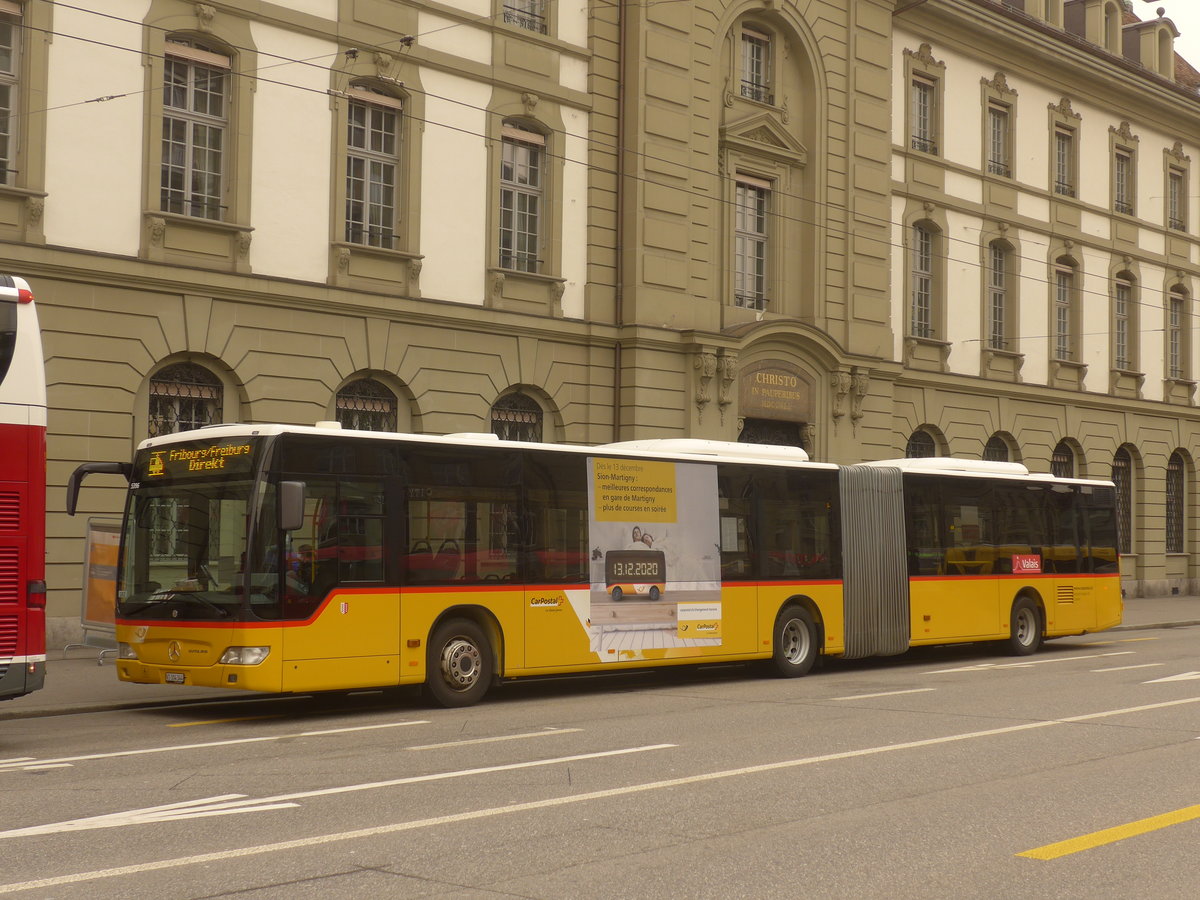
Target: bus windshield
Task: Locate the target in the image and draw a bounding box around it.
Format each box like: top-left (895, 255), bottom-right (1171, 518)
top-left (118, 479), bottom-right (272, 622)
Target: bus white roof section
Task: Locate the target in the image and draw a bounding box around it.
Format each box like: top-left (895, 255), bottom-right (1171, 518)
top-left (601, 438), bottom-right (809, 463)
top-left (857, 457), bottom-right (1029, 477)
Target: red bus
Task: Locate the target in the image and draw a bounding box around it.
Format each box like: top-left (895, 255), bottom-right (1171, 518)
top-left (0, 275), bottom-right (46, 701)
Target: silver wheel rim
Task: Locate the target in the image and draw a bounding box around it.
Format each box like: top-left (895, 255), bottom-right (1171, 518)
top-left (441, 638), bottom-right (482, 691)
top-left (781, 618), bottom-right (810, 664)
top-left (1015, 608), bottom-right (1036, 646)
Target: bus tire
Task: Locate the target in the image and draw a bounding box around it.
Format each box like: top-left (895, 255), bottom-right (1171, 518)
top-left (1007, 597), bottom-right (1043, 656)
top-left (771, 606), bottom-right (818, 677)
top-left (425, 618), bottom-right (493, 708)
top-left (648, 586), bottom-right (660, 601)
top-left (610, 586), bottom-right (623, 602)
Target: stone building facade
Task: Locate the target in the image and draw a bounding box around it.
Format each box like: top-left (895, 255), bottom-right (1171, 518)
top-left (3, 0), bottom-right (1197, 644)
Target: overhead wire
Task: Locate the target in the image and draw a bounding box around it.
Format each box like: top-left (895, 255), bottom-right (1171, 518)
top-left (14, 1), bottom-right (1200, 348)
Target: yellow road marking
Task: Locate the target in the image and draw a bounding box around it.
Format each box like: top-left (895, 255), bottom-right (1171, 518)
top-left (1018, 804), bottom-right (1200, 860)
top-left (168, 715), bottom-right (284, 727)
top-left (1117, 637), bottom-right (1159, 643)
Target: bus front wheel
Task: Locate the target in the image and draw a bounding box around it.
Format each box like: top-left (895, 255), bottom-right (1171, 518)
top-left (1007, 597), bottom-right (1043, 656)
top-left (771, 606), bottom-right (818, 677)
top-left (425, 618), bottom-right (493, 707)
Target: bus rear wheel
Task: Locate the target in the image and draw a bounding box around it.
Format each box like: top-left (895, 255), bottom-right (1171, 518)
top-left (771, 606), bottom-right (818, 677)
top-left (648, 586), bottom-right (660, 601)
top-left (610, 586), bottom-right (623, 602)
top-left (425, 618), bottom-right (493, 707)
top-left (1007, 597), bottom-right (1043, 656)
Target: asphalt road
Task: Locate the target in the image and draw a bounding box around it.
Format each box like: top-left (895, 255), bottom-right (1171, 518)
top-left (2, 628), bottom-right (1199, 899)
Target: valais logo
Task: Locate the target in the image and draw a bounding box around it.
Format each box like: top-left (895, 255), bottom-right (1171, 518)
top-left (1011, 554), bottom-right (1042, 574)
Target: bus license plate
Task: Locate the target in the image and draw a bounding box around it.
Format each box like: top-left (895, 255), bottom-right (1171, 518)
top-left (165, 672), bottom-right (185, 684)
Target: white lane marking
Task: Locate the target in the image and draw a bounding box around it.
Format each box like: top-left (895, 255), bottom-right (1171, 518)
top-left (1144, 671), bottom-right (1200, 683)
top-left (0, 759), bottom-right (34, 765)
top-left (923, 651), bottom-right (1134, 674)
top-left (1090, 664), bottom-right (1163, 672)
top-left (0, 744), bottom-right (675, 839)
top-left (2, 697), bottom-right (1199, 894)
top-left (830, 689), bottom-right (936, 701)
top-left (0, 720), bottom-right (428, 772)
top-left (18, 765), bottom-right (74, 772)
top-left (407, 728), bottom-right (582, 750)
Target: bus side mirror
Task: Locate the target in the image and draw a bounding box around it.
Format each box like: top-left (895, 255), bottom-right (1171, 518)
top-left (280, 481), bottom-right (306, 532)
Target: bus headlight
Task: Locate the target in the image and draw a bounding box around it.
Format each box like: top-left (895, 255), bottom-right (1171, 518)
top-left (118, 643), bottom-right (138, 660)
top-left (218, 646), bottom-right (271, 666)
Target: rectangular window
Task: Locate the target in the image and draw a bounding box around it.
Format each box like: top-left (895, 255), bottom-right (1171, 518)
top-left (911, 78), bottom-right (937, 154)
top-left (502, 0), bottom-right (548, 35)
top-left (1114, 149), bottom-right (1134, 216)
top-left (987, 104), bottom-right (1010, 177)
top-left (1054, 128), bottom-right (1075, 197)
top-left (161, 43), bottom-right (230, 220)
top-left (1054, 267), bottom-right (1073, 361)
top-left (0, 9), bottom-right (18, 185)
top-left (345, 92), bottom-right (401, 248)
top-left (1168, 290), bottom-right (1185, 379)
top-left (1166, 455), bottom-right (1184, 554)
top-left (740, 28), bottom-right (772, 104)
top-left (499, 126), bottom-right (544, 273)
top-left (1168, 168), bottom-right (1186, 231)
top-left (734, 178), bottom-right (769, 310)
top-left (988, 245), bottom-right (1007, 349)
top-left (1114, 278), bottom-right (1131, 370)
top-left (910, 225), bottom-right (934, 338)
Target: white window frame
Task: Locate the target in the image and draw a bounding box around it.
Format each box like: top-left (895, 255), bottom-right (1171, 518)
top-left (161, 40), bottom-right (231, 220)
top-left (1113, 277), bottom-right (1132, 370)
top-left (1054, 264), bottom-right (1074, 361)
top-left (739, 27), bottom-right (773, 105)
top-left (988, 243), bottom-right (1008, 349)
top-left (0, 2), bottom-right (20, 185)
top-left (910, 224), bottom-right (935, 338)
top-left (345, 87), bottom-right (402, 249)
top-left (987, 103), bottom-right (1011, 177)
top-left (734, 175), bottom-right (770, 310)
top-left (499, 124), bottom-right (545, 274)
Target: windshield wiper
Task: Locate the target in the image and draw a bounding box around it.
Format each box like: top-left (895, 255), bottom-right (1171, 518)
top-left (122, 591), bottom-right (231, 618)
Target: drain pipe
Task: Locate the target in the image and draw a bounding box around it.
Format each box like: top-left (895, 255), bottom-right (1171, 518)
top-left (612, 0), bottom-right (627, 440)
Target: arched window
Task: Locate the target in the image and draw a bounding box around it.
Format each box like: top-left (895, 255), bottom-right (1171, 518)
top-left (336, 379), bottom-right (397, 432)
top-left (1167, 451), bottom-right (1185, 554)
top-left (983, 435), bottom-right (1009, 462)
top-left (905, 429), bottom-right (936, 458)
top-left (1112, 447), bottom-right (1132, 555)
top-left (491, 392), bottom-right (543, 442)
top-left (1051, 440), bottom-right (1075, 478)
top-left (148, 363), bottom-right (222, 437)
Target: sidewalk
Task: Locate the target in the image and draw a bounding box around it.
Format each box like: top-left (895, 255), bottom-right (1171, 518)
top-left (3, 594), bottom-right (1199, 721)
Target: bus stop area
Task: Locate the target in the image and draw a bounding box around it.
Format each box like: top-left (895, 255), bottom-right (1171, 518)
top-left (4, 594), bottom-right (1199, 722)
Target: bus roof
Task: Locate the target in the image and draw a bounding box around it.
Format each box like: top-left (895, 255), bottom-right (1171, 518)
top-left (135, 423), bottom-right (839, 469)
top-left (855, 456), bottom-right (1114, 488)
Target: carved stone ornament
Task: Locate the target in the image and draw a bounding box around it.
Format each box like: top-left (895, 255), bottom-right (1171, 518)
top-left (831, 371), bottom-right (852, 419)
top-left (522, 92), bottom-right (539, 116)
top-left (850, 369), bottom-right (869, 421)
top-left (718, 352), bottom-right (737, 424)
top-left (800, 423), bottom-right (815, 453)
top-left (904, 43), bottom-right (944, 71)
top-left (982, 72), bottom-right (1016, 97)
top-left (24, 197), bottom-right (44, 225)
top-left (374, 52), bottom-right (396, 78)
top-left (336, 247), bottom-right (351, 272)
top-left (1050, 97), bottom-right (1081, 120)
top-left (237, 232), bottom-right (252, 258)
top-left (695, 351), bottom-right (717, 421)
top-left (148, 217), bottom-right (166, 246)
top-left (491, 271), bottom-right (505, 304)
top-left (1169, 140), bottom-right (1190, 163)
top-left (195, 3), bottom-right (216, 32)
top-left (1110, 121), bottom-right (1138, 144)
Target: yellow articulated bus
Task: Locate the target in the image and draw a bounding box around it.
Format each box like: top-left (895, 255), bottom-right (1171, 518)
top-left (67, 426), bottom-right (1121, 707)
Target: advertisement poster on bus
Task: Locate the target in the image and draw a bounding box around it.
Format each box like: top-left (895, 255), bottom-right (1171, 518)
top-left (587, 457), bottom-right (722, 658)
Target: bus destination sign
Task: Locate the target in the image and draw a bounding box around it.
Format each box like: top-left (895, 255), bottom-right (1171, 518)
top-left (139, 439), bottom-right (258, 480)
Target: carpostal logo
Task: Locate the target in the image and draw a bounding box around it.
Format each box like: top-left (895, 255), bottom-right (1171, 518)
top-left (529, 595), bottom-right (564, 609)
top-left (147, 452), bottom-right (166, 477)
